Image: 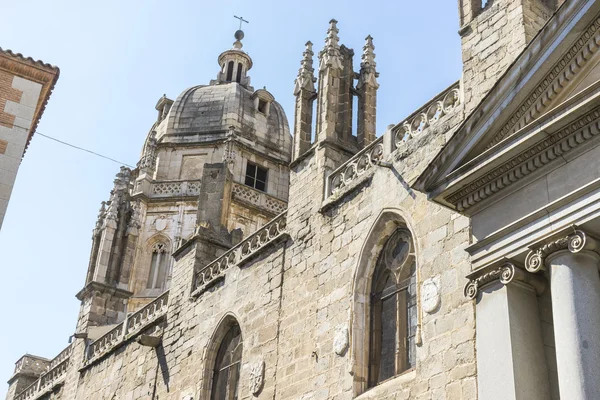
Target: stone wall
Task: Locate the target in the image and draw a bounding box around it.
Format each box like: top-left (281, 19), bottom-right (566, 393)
top-left (51, 92), bottom-right (477, 400)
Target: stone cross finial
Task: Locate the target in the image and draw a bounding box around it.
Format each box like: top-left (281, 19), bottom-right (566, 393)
top-left (319, 19), bottom-right (343, 71)
top-left (294, 41), bottom-right (317, 95)
top-left (357, 35), bottom-right (379, 89)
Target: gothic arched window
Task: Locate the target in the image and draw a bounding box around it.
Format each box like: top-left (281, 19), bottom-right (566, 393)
top-left (211, 324), bottom-right (242, 400)
top-left (147, 242), bottom-right (169, 289)
top-left (369, 228), bottom-right (417, 387)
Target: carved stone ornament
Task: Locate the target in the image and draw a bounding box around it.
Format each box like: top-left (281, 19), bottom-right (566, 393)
top-left (154, 215), bottom-right (168, 231)
top-left (333, 324), bottom-right (349, 356)
top-left (525, 229), bottom-right (599, 273)
top-left (464, 262), bottom-right (545, 300)
top-left (248, 359), bottom-right (265, 396)
top-left (421, 278), bottom-right (441, 314)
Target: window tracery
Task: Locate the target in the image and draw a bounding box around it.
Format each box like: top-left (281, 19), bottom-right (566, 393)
top-left (147, 242), bottom-right (169, 290)
top-left (369, 228), bottom-right (417, 387)
top-left (211, 324), bottom-right (243, 400)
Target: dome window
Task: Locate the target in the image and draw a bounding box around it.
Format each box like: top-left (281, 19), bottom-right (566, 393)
top-left (244, 162), bottom-right (268, 192)
top-left (251, 88), bottom-right (275, 117)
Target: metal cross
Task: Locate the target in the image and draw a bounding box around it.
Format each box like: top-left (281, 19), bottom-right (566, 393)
top-left (234, 15), bottom-right (249, 30)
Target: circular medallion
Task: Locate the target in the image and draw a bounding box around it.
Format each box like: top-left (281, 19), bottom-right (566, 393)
top-left (421, 278), bottom-right (441, 314)
top-left (155, 215), bottom-right (168, 231)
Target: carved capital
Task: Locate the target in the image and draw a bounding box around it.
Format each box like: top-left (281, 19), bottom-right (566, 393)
top-left (525, 230), bottom-right (600, 273)
top-left (464, 262), bottom-right (545, 300)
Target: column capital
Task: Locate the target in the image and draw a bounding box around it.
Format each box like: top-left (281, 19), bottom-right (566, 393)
top-left (525, 229), bottom-right (600, 273)
top-left (464, 261), bottom-right (546, 300)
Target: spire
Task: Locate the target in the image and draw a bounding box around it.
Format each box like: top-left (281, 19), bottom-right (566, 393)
top-left (319, 19), bottom-right (343, 71)
top-left (294, 41), bottom-right (317, 95)
top-left (357, 35), bottom-right (379, 89)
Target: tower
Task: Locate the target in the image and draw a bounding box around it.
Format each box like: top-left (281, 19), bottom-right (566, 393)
top-left (458, 0), bottom-right (556, 111)
top-left (291, 20), bottom-right (379, 164)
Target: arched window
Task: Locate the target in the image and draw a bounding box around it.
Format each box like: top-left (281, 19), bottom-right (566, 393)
top-left (147, 242), bottom-right (169, 289)
top-left (369, 228), bottom-right (417, 387)
top-left (226, 61), bottom-right (234, 82)
top-left (211, 324), bottom-right (242, 400)
top-left (235, 62), bottom-right (243, 83)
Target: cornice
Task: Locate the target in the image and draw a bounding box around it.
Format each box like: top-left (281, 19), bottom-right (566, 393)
top-left (415, 1), bottom-right (599, 195)
top-left (446, 104), bottom-right (600, 211)
top-left (75, 281), bottom-right (133, 301)
top-left (464, 261), bottom-right (546, 299)
top-left (485, 14), bottom-right (600, 150)
top-left (0, 47), bottom-right (60, 156)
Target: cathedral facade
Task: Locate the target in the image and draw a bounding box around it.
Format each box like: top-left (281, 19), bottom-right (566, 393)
top-left (7, 0), bottom-right (600, 399)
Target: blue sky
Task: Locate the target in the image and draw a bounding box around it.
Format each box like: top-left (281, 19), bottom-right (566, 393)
top-left (0, 0), bottom-right (461, 394)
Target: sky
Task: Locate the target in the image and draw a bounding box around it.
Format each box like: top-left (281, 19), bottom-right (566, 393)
top-left (0, 0), bottom-right (461, 395)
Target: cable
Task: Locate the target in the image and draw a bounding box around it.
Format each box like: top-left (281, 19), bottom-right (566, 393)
top-left (35, 132), bottom-right (135, 168)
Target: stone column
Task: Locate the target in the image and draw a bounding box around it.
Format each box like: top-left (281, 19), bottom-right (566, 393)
top-left (526, 230), bottom-right (600, 399)
top-left (465, 262), bottom-right (549, 400)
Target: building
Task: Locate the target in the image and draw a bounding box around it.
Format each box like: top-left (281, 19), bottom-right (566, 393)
top-left (6, 0), bottom-right (600, 399)
top-left (0, 48), bottom-right (59, 230)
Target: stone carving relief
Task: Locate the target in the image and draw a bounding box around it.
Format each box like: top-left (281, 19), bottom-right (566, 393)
top-left (154, 215), bottom-right (168, 231)
top-left (421, 277), bottom-right (441, 314)
top-left (248, 359), bottom-right (265, 396)
top-left (333, 324), bottom-right (349, 356)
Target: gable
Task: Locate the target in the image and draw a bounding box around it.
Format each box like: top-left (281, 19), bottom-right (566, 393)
top-left (416, 0), bottom-right (600, 214)
top-left (464, 12), bottom-right (600, 163)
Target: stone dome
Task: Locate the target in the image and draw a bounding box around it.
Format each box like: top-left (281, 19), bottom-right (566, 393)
top-left (162, 82), bottom-right (291, 160)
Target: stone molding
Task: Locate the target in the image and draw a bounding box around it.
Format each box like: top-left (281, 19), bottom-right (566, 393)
top-left (485, 14), bottom-right (600, 150)
top-left (191, 212), bottom-right (289, 297)
top-left (447, 105), bottom-right (600, 211)
top-left (525, 229), bottom-right (600, 273)
top-left (464, 262), bottom-right (545, 300)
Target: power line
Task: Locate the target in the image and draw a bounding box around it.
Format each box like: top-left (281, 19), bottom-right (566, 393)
top-left (35, 131), bottom-right (135, 168)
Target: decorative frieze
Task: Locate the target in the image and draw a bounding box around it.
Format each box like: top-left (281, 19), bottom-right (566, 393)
top-left (447, 106), bottom-right (600, 211)
top-left (464, 262), bottom-right (545, 299)
top-left (525, 229), bottom-right (600, 273)
top-left (326, 137), bottom-right (384, 198)
top-left (392, 83), bottom-right (461, 146)
top-left (191, 212), bottom-right (288, 297)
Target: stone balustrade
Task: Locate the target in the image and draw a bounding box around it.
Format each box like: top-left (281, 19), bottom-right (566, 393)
top-left (152, 180), bottom-right (201, 197)
top-left (326, 137), bottom-right (385, 198)
top-left (231, 182), bottom-right (287, 215)
top-left (133, 179), bottom-right (202, 199)
top-left (84, 290), bottom-right (169, 366)
top-left (14, 345), bottom-right (71, 400)
top-left (391, 82), bottom-right (461, 147)
top-left (191, 212), bottom-right (288, 297)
